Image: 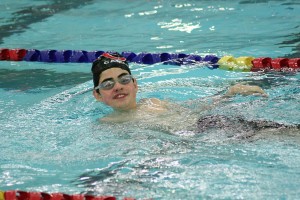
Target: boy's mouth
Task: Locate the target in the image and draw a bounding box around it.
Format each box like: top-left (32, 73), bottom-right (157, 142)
top-left (113, 93), bottom-right (127, 99)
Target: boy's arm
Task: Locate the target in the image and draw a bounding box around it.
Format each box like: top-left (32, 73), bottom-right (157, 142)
top-left (186, 84), bottom-right (268, 112)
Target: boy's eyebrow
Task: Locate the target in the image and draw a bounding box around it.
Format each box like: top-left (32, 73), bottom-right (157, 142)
top-left (101, 73), bottom-right (129, 83)
top-left (100, 77), bottom-right (113, 83)
top-left (117, 73), bottom-right (129, 78)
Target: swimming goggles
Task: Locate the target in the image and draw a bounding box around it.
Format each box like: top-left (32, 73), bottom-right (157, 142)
top-left (94, 74), bottom-right (133, 90)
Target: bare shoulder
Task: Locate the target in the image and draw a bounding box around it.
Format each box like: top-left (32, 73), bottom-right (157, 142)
top-left (139, 98), bottom-right (169, 112)
top-left (140, 98), bottom-right (168, 105)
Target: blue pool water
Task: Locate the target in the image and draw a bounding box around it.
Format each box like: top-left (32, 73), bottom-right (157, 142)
top-left (1, 0), bottom-right (300, 199)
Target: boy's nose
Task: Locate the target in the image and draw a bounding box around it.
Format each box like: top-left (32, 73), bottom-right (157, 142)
top-left (113, 81), bottom-right (123, 91)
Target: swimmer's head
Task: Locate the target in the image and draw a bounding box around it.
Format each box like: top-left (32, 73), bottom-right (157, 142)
top-left (91, 52), bottom-right (131, 92)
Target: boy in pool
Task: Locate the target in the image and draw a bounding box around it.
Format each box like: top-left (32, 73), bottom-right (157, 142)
top-left (92, 52), bottom-right (266, 112)
top-left (91, 52), bottom-right (297, 135)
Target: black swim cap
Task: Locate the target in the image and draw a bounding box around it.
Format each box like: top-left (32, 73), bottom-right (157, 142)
top-left (91, 52), bottom-right (131, 90)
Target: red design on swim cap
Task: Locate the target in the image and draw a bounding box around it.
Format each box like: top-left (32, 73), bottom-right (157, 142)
top-left (101, 52), bottom-right (126, 61)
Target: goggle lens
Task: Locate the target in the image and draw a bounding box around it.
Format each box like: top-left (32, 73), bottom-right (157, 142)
top-left (95, 74), bottom-right (133, 90)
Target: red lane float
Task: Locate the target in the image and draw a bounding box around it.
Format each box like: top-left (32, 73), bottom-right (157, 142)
top-left (0, 48), bottom-right (10, 60)
top-left (251, 57), bottom-right (272, 71)
top-left (0, 190), bottom-right (135, 200)
top-left (288, 58), bottom-right (300, 69)
top-left (251, 57), bottom-right (299, 71)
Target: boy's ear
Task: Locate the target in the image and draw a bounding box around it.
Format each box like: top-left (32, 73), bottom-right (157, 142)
top-left (133, 78), bottom-right (138, 91)
top-left (93, 90), bottom-right (103, 102)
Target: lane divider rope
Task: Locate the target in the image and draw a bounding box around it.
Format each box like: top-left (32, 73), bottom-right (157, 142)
top-left (0, 190), bottom-right (135, 200)
top-left (0, 48), bottom-right (299, 72)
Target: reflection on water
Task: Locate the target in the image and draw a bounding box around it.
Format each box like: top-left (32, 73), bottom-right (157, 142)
top-left (0, 0), bottom-right (94, 44)
top-left (0, 69), bottom-right (90, 91)
top-left (74, 121), bottom-right (300, 199)
top-left (0, 0), bottom-right (299, 56)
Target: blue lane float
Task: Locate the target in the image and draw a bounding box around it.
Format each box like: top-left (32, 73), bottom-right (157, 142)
top-left (0, 48), bottom-right (299, 72)
top-left (0, 48), bottom-right (219, 66)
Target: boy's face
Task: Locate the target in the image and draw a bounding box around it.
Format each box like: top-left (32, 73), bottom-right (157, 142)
top-left (93, 67), bottom-right (138, 111)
